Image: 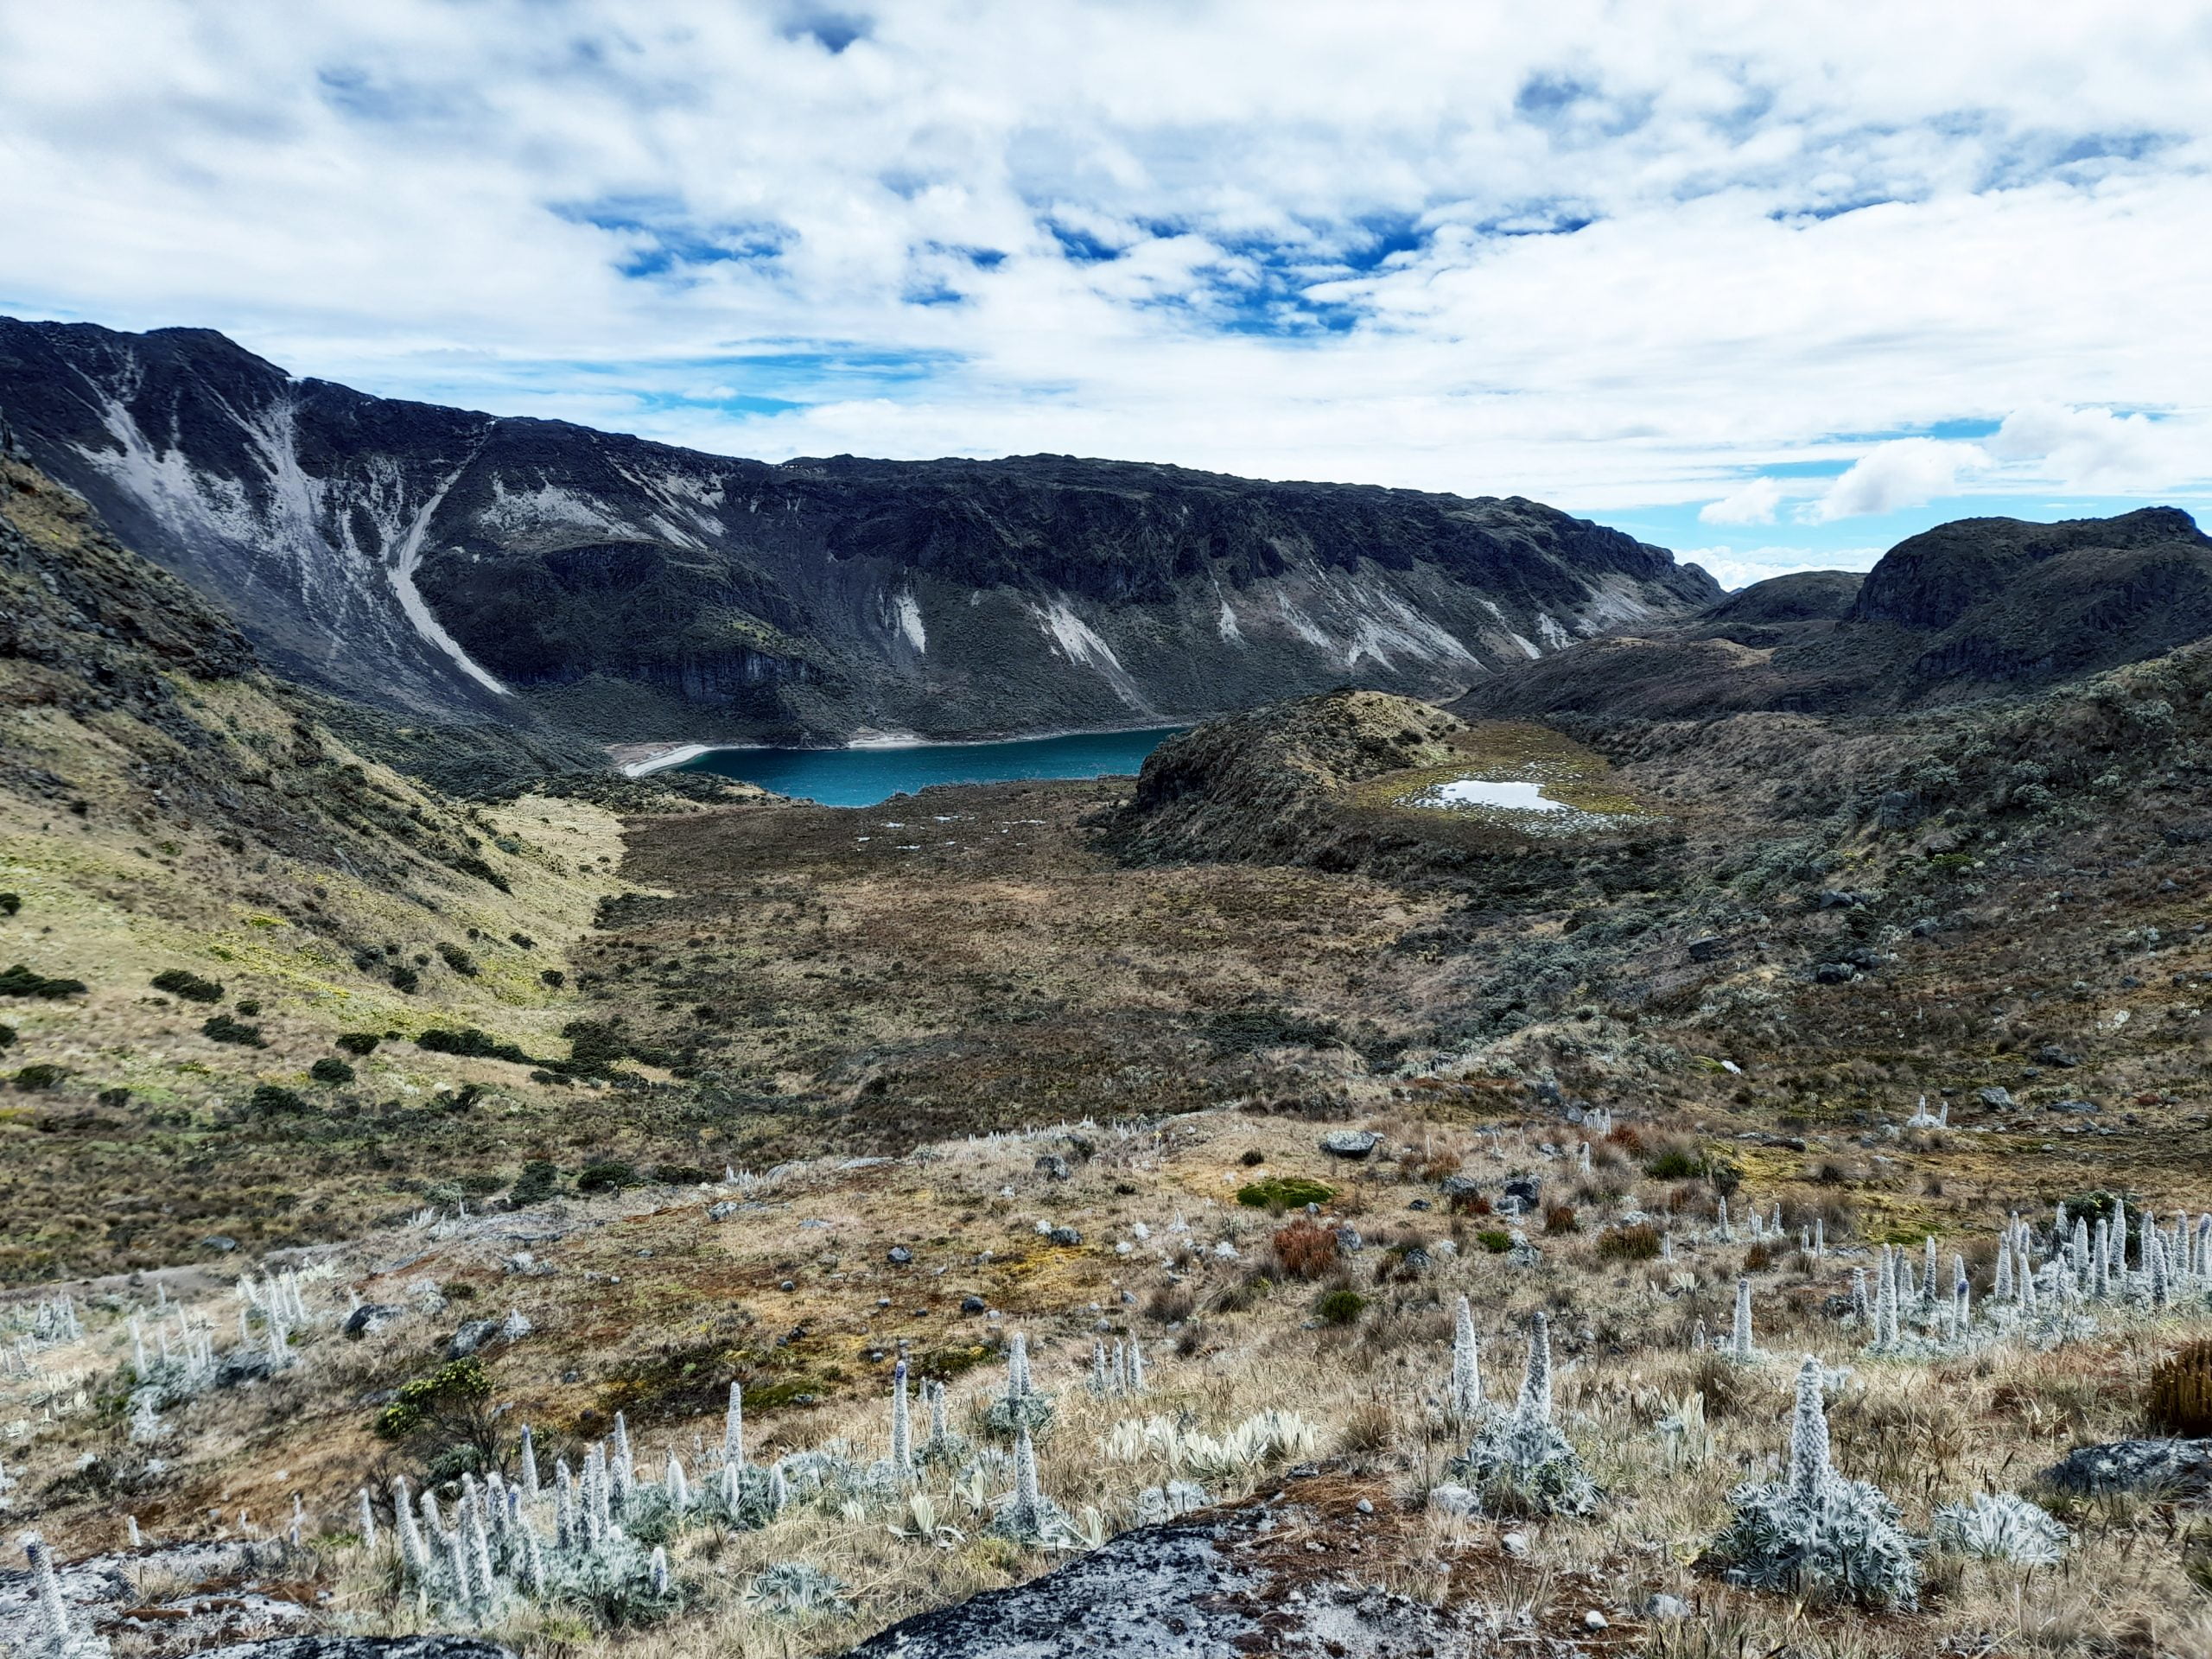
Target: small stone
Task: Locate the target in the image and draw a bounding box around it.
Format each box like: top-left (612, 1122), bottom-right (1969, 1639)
top-left (1035, 1154), bottom-right (1071, 1181)
top-left (887, 1246), bottom-right (913, 1264)
top-left (1319, 1129), bottom-right (1382, 1160)
top-left (1501, 1530), bottom-right (1529, 1555)
top-left (779, 1279), bottom-right (797, 1293)
top-left (1645, 1594), bottom-right (1690, 1619)
top-left (1354, 1497), bottom-right (1374, 1515)
top-left (1046, 1225), bottom-right (1083, 1247)
top-left (341, 1303), bottom-right (402, 1340)
top-left (1427, 1484), bottom-right (1479, 1517)
top-left (200, 1235), bottom-right (238, 1254)
top-left (1585, 1610), bottom-right (1609, 1631)
top-left (1408, 1198), bottom-right (1430, 1211)
top-left (707, 1200), bottom-right (739, 1221)
top-left (960, 1294), bottom-right (987, 1314)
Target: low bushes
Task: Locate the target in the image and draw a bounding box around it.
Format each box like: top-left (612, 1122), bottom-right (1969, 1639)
top-left (1270, 1218), bottom-right (1338, 1279)
top-left (0, 963), bottom-right (88, 998)
top-left (1236, 1175), bottom-right (1336, 1211)
top-left (1597, 1223), bottom-right (1663, 1262)
top-left (201, 1014), bottom-right (266, 1047)
top-left (151, 969), bottom-right (224, 1002)
top-left (416, 1027), bottom-right (536, 1065)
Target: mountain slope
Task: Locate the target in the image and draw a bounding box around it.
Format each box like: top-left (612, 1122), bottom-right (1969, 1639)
top-left (0, 317), bottom-right (1718, 743)
top-left (1452, 507), bottom-right (2212, 720)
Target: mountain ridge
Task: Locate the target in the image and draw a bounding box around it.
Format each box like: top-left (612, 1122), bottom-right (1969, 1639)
top-left (0, 315), bottom-right (1719, 747)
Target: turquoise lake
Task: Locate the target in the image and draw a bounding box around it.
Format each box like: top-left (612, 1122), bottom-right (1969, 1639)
top-left (677, 727), bottom-right (1183, 807)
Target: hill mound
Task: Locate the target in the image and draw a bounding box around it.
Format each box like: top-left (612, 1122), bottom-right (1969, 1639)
top-left (1452, 507), bottom-right (2212, 719)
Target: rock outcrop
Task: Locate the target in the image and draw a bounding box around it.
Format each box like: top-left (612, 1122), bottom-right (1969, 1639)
top-left (842, 1485), bottom-right (1503, 1658)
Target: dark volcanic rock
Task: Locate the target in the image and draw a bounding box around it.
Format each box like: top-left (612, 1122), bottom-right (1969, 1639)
top-left (839, 1496), bottom-right (1478, 1659)
top-left (1452, 506), bottom-right (2212, 721)
top-left (201, 1640), bottom-right (512, 1659)
top-left (2039, 1438), bottom-right (2212, 1497)
top-left (0, 317), bottom-right (1714, 740)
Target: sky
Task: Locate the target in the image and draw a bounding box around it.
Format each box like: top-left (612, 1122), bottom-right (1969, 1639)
top-left (3, 1), bottom-right (2209, 590)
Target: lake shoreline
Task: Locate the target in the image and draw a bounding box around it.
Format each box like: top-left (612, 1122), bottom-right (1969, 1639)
top-left (609, 717), bottom-right (1192, 779)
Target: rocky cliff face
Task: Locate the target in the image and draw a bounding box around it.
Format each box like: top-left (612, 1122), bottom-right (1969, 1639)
top-left (0, 318), bottom-right (1717, 743)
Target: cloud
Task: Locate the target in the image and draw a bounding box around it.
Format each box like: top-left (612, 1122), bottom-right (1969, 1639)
top-left (1816, 438), bottom-right (1987, 521)
top-left (0, 0), bottom-right (2208, 546)
top-left (1681, 543), bottom-right (1887, 592)
top-left (1988, 403), bottom-right (2186, 490)
top-left (1699, 476), bottom-right (1788, 524)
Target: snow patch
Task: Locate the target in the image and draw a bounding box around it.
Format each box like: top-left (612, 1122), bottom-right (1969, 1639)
top-left (893, 590), bottom-right (927, 652)
top-left (1217, 599), bottom-right (1244, 643)
top-left (1510, 633), bottom-right (1542, 659)
top-left (1534, 612), bottom-right (1573, 650)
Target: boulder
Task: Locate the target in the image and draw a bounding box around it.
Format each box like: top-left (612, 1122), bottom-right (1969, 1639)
top-left (1814, 962), bottom-right (1857, 984)
top-left (1034, 1154), bottom-right (1071, 1181)
top-left (1498, 1176), bottom-right (1541, 1216)
top-left (2039, 1439), bottom-right (2212, 1497)
top-left (839, 1492), bottom-right (1476, 1658)
top-left (1046, 1226), bottom-right (1083, 1247)
top-left (1319, 1129), bottom-right (1381, 1160)
top-left (1687, 935), bottom-right (1726, 963)
top-left (447, 1319), bottom-right (499, 1358)
top-left (341, 1304), bottom-right (404, 1340)
top-left (1978, 1086), bottom-right (2016, 1109)
top-left (201, 1642), bottom-right (514, 1659)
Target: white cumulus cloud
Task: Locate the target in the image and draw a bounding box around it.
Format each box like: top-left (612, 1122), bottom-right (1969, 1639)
top-left (1699, 477), bottom-right (1788, 524)
top-left (1816, 438), bottom-right (1988, 522)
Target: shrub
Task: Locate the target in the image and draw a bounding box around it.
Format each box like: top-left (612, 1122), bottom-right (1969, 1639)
top-left (510, 1160), bottom-right (561, 1205)
top-left (234, 999), bottom-right (262, 1015)
top-left (540, 969), bottom-right (566, 989)
top-left (0, 1023), bottom-right (12, 1049)
top-left (201, 1014), bottom-right (266, 1048)
top-left (373, 1356), bottom-right (495, 1448)
top-left (0, 963), bottom-right (88, 998)
top-left (388, 965), bottom-right (420, 994)
top-left (416, 1027), bottom-right (535, 1065)
top-left (1596, 1223), bottom-right (1662, 1262)
top-left (509, 932), bottom-right (535, 949)
top-left (2149, 1339), bottom-right (2212, 1436)
top-left (334, 1032), bottom-right (381, 1056)
top-left (249, 1084), bottom-right (310, 1114)
top-left (1316, 1288), bottom-right (1366, 1325)
top-left (151, 969), bottom-right (224, 1003)
top-left (1543, 1204), bottom-right (1579, 1236)
top-left (577, 1160), bottom-right (639, 1193)
top-left (1236, 1175), bottom-right (1336, 1211)
top-left (14, 1063), bottom-right (67, 1091)
top-left (1745, 1241), bottom-right (1779, 1272)
top-left (654, 1162), bottom-right (715, 1185)
top-left (1270, 1218), bottom-right (1339, 1279)
top-left (309, 1057), bottom-right (355, 1084)
top-left (1644, 1141), bottom-right (1707, 1179)
top-left (436, 943), bottom-right (480, 977)
top-left (0, 893), bottom-right (18, 916)
top-left (98, 1087), bottom-right (130, 1107)
top-left (1239, 1148), bottom-right (1266, 1166)
top-left (1476, 1230), bottom-right (1514, 1254)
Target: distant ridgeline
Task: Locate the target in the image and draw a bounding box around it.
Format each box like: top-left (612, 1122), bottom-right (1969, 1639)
top-left (1452, 508), bottom-right (2212, 721)
top-left (0, 316), bottom-right (1716, 749)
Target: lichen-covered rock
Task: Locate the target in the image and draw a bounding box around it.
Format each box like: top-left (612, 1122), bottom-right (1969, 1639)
top-left (2039, 1439), bottom-right (2212, 1497)
top-left (841, 1493), bottom-right (1478, 1659)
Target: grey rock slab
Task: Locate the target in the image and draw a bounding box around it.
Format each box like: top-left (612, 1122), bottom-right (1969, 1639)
top-left (2040, 1438), bottom-right (2212, 1497)
top-left (839, 1503), bottom-right (1474, 1659)
top-left (1318, 1130), bottom-right (1381, 1160)
top-left (200, 1641), bottom-right (514, 1659)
